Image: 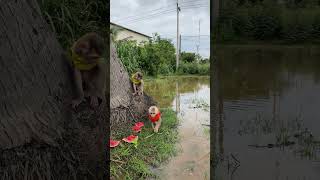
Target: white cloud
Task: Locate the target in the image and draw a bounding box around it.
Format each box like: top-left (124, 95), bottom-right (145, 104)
top-left (111, 0), bottom-right (210, 58)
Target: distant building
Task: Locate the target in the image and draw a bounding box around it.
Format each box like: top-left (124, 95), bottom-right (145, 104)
top-left (110, 22), bottom-right (151, 44)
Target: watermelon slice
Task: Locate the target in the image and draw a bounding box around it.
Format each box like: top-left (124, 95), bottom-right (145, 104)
top-left (132, 125), bottom-right (142, 133)
top-left (134, 122), bottom-right (144, 128)
top-left (110, 139), bottom-right (120, 148)
top-left (122, 135), bottom-right (138, 143)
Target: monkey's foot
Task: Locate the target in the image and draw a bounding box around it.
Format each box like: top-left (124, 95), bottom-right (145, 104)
top-left (153, 128), bottom-right (159, 133)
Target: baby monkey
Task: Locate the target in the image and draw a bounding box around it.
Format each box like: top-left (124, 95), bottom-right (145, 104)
top-left (69, 32), bottom-right (106, 109)
top-left (148, 106), bottom-right (162, 133)
top-left (131, 72), bottom-right (144, 96)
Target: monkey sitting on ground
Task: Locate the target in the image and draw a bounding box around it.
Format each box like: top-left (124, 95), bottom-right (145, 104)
top-left (68, 32), bottom-right (106, 109)
top-left (130, 72), bottom-right (144, 96)
top-left (148, 106), bottom-right (162, 133)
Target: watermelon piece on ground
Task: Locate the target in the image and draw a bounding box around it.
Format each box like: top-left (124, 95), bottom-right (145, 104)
top-left (122, 135), bottom-right (138, 143)
top-left (132, 125), bottom-right (142, 133)
top-left (134, 122), bottom-right (144, 128)
top-left (110, 139), bottom-right (120, 148)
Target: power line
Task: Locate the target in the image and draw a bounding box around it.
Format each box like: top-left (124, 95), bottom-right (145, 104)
top-left (112, 0), bottom-right (208, 23)
top-left (180, 5), bottom-right (209, 9)
top-left (120, 6), bottom-right (209, 24)
top-left (180, 2), bottom-right (209, 7)
top-left (113, 5), bottom-right (176, 22)
top-left (163, 35), bottom-right (210, 38)
top-left (116, 8), bottom-right (177, 23)
top-left (115, 4), bottom-right (208, 23)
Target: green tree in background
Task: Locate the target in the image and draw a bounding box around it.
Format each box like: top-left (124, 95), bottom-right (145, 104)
top-left (180, 52), bottom-right (197, 63)
top-left (115, 34), bottom-right (210, 76)
top-left (116, 34), bottom-right (176, 76)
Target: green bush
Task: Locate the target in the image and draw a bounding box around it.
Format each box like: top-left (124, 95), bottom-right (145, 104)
top-left (180, 52), bottom-right (197, 63)
top-left (198, 63), bottom-right (210, 75)
top-left (177, 63), bottom-right (210, 75)
top-left (116, 40), bottom-right (141, 74)
top-left (115, 34), bottom-right (209, 76)
top-left (115, 34), bottom-right (176, 76)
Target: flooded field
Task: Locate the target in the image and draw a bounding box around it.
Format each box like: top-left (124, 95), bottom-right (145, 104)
top-left (144, 76), bottom-right (210, 180)
top-left (213, 45), bottom-right (320, 180)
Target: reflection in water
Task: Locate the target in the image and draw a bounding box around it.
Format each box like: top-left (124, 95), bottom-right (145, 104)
top-left (145, 76), bottom-right (210, 180)
top-left (213, 45), bottom-right (320, 180)
top-left (176, 81), bottom-right (180, 113)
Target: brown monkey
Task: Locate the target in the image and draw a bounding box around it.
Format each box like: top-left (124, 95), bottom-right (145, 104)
top-left (69, 32), bottom-right (106, 109)
top-left (148, 106), bottom-right (162, 133)
top-left (130, 72), bottom-right (144, 96)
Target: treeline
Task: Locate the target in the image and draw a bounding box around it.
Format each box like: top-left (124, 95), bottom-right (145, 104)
top-left (115, 34), bottom-right (210, 76)
top-left (214, 0), bottom-right (320, 43)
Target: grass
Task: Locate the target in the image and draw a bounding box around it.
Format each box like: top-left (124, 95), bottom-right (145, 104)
top-left (145, 74), bottom-right (210, 80)
top-left (191, 98), bottom-right (210, 112)
top-left (203, 127), bottom-right (210, 138)
top-left (110, 108), bottom-right (179, 179)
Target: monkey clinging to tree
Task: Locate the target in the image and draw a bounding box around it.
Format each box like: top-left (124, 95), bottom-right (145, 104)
top-left (69, 32), bottom-right (106, 109)
top-left (130, 72), bottom-right (144, 96)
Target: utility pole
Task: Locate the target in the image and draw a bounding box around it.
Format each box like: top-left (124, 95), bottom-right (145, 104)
top-left (197, 20), bottom-right (201, 63)
top-left (176, 1), bottom-right (180, 71)
top-left (179, 34), bottom-right (181, 60)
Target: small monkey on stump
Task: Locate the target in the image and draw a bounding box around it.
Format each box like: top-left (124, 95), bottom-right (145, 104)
top-left (130, 72), bottom-right (144, 96)
top-left (68, 32), bottom-right (106, 109)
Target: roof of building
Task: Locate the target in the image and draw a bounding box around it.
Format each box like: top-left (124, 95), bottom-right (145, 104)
top-left (110, 22), bottom-right (152, 38)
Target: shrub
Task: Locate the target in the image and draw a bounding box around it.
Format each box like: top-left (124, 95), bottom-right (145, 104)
top-left (115, 34), bottom-right (176, 76)
top-left (178, 63), bottom-right (210, 75)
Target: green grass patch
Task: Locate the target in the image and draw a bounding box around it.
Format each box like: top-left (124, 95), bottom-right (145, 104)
top-left (203, 127), bottom-right (210, 138)
top-left (110, 108), bottom-right (179, 179)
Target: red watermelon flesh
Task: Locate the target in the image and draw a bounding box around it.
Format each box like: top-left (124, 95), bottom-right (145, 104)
top-left (110, 139), bottom-right (120, 148)
top-left (122, 135), bottom-right (138, 143)
top-left (134, 122), bottom-right (144, 128)
top-left (132, 125), bottom-right (142, 133)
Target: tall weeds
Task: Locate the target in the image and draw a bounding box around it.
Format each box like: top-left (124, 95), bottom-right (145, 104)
top-left (37, 0), bottom-right (108, 48)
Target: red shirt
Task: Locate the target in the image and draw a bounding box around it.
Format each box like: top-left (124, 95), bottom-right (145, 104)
top-left (148, 112), bottom-right (161, 123)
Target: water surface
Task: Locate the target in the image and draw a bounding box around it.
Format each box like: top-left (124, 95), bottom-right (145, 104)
top-left (213, 45), bottom-right (320, 180)
top-left (145, 76), bottom-right (210, 180)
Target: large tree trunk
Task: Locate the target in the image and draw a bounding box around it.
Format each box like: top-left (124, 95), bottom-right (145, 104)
top-left (0, 0), bottom-right (107, 179)
top-left (110, 42), bottom-right (155, 135)
top-left (213, 0), bottom-right (220, 26)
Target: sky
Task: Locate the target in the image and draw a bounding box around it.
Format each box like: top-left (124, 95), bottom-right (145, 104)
top-left (111, 0), bottom-right (210, 58)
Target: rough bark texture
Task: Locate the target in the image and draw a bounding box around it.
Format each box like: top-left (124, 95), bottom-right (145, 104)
top-left (110, 42), bottom-right (155, 136)
top-left (213, 0), bottom-right (220, 25)
top-left (0, 0), bottom-right (107, 179)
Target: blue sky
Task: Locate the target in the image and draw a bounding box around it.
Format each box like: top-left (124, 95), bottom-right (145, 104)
top-left (111, 0), bottom-right (210, 58)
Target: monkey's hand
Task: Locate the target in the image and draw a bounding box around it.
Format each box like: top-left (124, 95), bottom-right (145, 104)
top-left (90, 96), bottom-right (99, 108)
top-left (71, 98), bottom-right (83, 109)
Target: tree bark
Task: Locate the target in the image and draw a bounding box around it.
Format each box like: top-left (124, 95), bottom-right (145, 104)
top-left (0, 0), bottom-right (107, 179)
top-left (213, 0), bottom-right (220, 26)
top-left (110, 42), bottom-right (155, 136)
